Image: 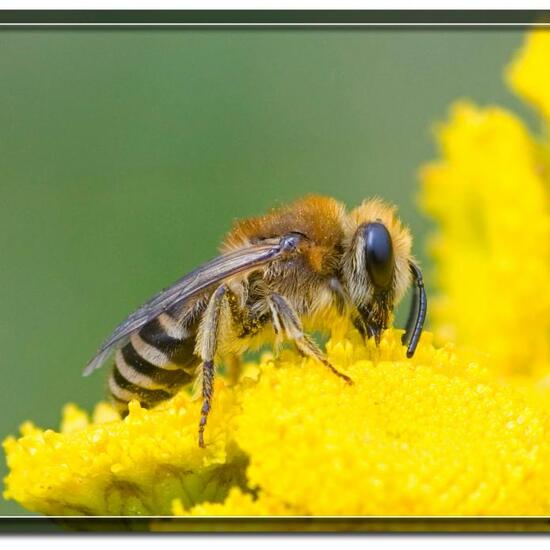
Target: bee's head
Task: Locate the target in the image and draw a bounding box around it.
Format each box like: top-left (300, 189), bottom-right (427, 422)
top-left (341, 199), bottom-right (413, 337)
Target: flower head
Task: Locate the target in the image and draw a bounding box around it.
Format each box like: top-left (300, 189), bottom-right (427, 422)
top-left (420, 30), bottom-right (550, 381)
top-left (420, 103), bottom-right (550, 377)
top-left (507, 29), bottom-right (550, 123)
top-left (5, 329), bottom-right (550, 516)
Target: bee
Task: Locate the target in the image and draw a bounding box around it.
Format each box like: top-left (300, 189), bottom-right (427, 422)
top-left (85, 195), bottom-right (426, 447)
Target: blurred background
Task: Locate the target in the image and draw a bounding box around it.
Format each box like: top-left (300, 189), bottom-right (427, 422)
top-left (0, 29), bottom-right (535, 515)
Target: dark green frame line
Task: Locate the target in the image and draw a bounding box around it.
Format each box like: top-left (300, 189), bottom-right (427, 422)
top-left (0, 10), bottom-right (546, 25)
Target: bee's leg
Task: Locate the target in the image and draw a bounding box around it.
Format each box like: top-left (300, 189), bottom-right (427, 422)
top-left (268, 294), bottom-right (353, 385)
top-left (225, 293), bottom-right (271, 382)
top-left (195, 285), bottom-right (266, 447)
top-left (196, 284), bottom-right (231, 448)
top-left (353, 305), bottom-right (384, 344)
top-left (352, 312), bottom-right (369, 338)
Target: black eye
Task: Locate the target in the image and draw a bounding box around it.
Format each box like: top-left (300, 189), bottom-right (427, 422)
top-left (363, 222), bottom-right (394, 289)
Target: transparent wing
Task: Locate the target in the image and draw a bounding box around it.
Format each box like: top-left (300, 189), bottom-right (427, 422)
top-left (84, 236), bottom-right (297, 375)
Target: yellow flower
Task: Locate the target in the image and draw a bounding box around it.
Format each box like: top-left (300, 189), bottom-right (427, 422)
top-left (420, 30), bottom-right (550, 380)
top-left (4, 329), bottom-right (550, 516)
top-left (507, 29), bottom-right (550, 123)
top-left (3, 384), bottom-right (247, 516)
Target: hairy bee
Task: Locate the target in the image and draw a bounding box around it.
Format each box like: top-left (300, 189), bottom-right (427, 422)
top-left (85, 195), bottom-right (426, 447)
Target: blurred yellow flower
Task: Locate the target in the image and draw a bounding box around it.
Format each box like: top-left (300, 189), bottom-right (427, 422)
top-left (5, 29), bottom-right (550, 522)
top-left (5, 329), bottom-right (550, 517)
top-left (507, 29), bottom-right (550, 122)
top-left (421, 29), bottom-right (550, 380)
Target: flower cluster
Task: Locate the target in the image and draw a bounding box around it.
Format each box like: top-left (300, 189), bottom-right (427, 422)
top-left (420, 30), bottom-right (550, 383)
top-left (5, 330), bottom-right (550, 517)
top-left (4, 30), bottom-right (550, 520)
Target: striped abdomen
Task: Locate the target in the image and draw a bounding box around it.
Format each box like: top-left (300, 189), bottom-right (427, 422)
top-left (108, 312), bottom-right (200, 413)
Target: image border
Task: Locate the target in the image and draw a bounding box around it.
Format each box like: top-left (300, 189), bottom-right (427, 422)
top-left (2, 8), bottom-right (550, 533)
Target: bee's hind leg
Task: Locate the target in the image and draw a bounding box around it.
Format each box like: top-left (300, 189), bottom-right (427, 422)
top-left (196, 284), bottom-right (231, 448)
top-left (267, 294), bottom-right (353, 385)
top-left (198, 360), bottom-right (215, 448)
top-left (195, 284), bottom-right (263, 447)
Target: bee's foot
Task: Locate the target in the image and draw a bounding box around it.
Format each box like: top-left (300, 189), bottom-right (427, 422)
top-left (324, 361), bottom-right (353, 385)
top-left (340, 373), bottom-right (354, 385)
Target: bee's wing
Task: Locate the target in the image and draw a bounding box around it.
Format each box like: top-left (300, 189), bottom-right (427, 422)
top-left (84, 237), bottom-right (293, 376)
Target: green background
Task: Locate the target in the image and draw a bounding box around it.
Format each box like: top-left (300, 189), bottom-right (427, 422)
top-left (0, 29), bottom-right (535, 516)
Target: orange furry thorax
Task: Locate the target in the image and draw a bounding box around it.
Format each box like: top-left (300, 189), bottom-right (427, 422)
top-left (222, 195), bottom-right (347, 276)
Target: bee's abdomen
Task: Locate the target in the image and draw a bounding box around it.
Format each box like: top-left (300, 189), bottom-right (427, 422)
top-left (108, 312), bottom-right (199, 412)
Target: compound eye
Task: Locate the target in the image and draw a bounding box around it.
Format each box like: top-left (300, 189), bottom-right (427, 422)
top-left (363, 222), bottom-right (394, 289)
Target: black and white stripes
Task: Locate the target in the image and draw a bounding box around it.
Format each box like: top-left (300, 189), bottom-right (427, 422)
top-left (108, 312), bottom-right (200, 413)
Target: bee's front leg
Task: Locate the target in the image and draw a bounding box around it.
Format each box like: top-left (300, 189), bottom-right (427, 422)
top-left (267, 294), bottom-right (353, 385)
top-left (353, 304), bottom-right (388, 345)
